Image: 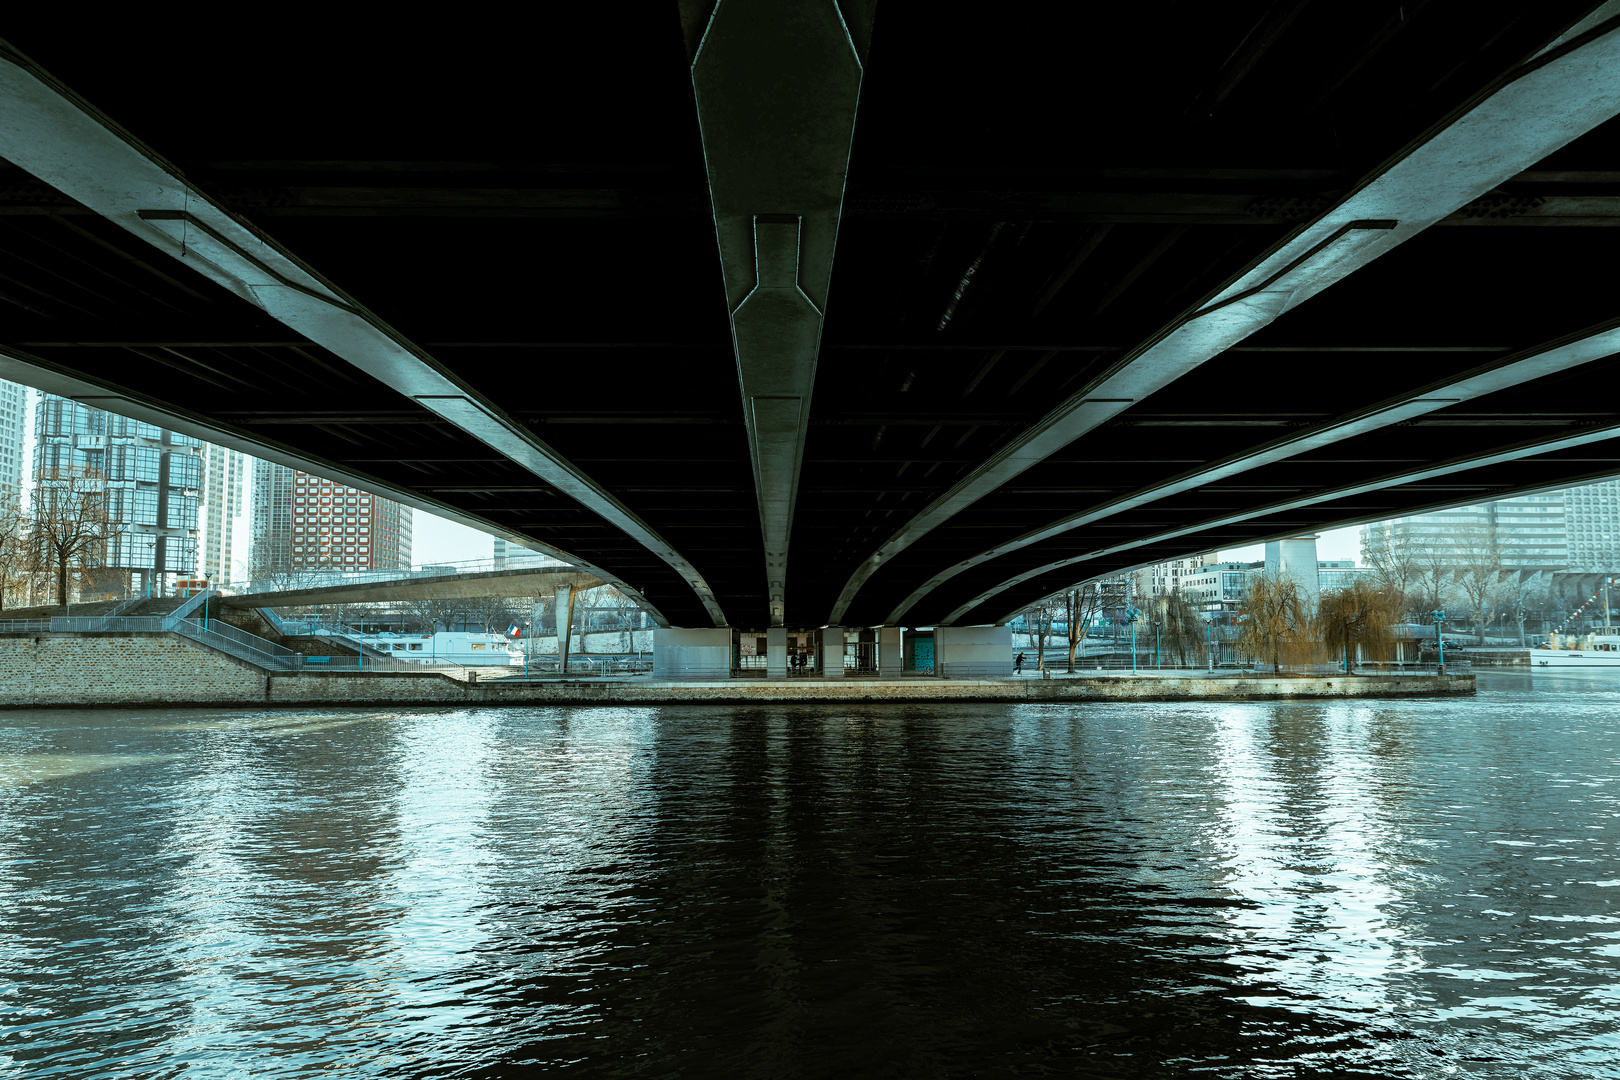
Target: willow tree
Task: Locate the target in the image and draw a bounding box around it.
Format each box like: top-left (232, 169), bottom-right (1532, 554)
top-left (1238, 571), bottom-right (1311, 674)
top-left (1318, 579), bottom-right (1401, 673)
top-left (1153, 589), bottom-right (1204, 667)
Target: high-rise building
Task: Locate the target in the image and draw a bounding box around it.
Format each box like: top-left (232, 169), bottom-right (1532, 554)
top-left (200, 444), bottom-right (247, 584)
top-left (32, 392), bottom-right (202, 592)
top-left (1266, 535), bottom-right (1322, 612)
top-left (250, 460), bottom-right (412, 575)
top-left (0, 379), bottom-right (24, 507)
top-left (494, 535), bottom-right (560, 570)
top-left (1563, 479), bottom-right (1620, 572)
top-left (1361, 494), bottom-right (1568, 572)
top-left (249, 458), bottom-right (295, 577)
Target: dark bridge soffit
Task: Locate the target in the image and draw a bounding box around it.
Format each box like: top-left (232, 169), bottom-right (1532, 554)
top-left (886, 317), bottom-right (1620, 625)
top-left (0, 40), bottom-right (729, 629)
top-left (956, 418), bottom-right (1620, 628)
top-left (0, 342), bottom-right (677, 627)
top-left (829, 15), bottom-right (1620, 626)
top-left (689, 0), bottom-right (872, 627)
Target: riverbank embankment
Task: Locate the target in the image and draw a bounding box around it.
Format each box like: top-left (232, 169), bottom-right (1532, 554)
top-left (0, 631), bottom-right (1475, 708)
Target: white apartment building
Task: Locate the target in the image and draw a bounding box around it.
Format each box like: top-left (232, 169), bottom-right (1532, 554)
top-left (1362, 493), bottom-right (1568, 572)
top-left (200, 444), bottom-right (247, 584)
top-left (0, 380), bottom-right (24, 507)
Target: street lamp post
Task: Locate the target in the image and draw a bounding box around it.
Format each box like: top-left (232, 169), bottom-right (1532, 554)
top-left (1125, 606), bottom-right (1142, 674)
top-left (1431, 609), bottom-right (1448, 674)
top-left (1153, 618), bottom-right (1161, 669)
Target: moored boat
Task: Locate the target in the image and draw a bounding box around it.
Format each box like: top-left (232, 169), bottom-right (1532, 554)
top-left (1532, 632), bottom-right (1620, 667)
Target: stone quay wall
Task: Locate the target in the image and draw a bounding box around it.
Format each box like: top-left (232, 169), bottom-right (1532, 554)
top-left (0, 631), bottom-right (1476, 708)
top-left (0, 631), bottom-right (267, 707)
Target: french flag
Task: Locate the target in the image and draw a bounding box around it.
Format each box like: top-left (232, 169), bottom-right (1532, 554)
top-left (508, 623), bottom-right (520, 638)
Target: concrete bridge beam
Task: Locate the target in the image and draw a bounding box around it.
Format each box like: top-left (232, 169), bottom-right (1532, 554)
top-left (690, 0), bottom-right (872, 626)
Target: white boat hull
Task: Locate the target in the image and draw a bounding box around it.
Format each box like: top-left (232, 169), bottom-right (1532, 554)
top-left (1532, 647), bottom-right (1620, 667)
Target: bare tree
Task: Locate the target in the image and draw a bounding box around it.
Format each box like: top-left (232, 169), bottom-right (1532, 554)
top-left (27, 470), bottom-right (114, 607)
top-left (1414, 542), bottom-right (1455, 620)
top-left (602, 587), bottom-right (644, 652)
top-left (1501, 571), bottom-right (1549, 647)
top-left (1024, 602), bottom-right (1055, 669)
top-left (405, 597), bottom-right (468, 634)
top-left (1362, 523), bottom-right (1420, 613)
top-left (1452, 524), bottom-right (1508, 645)
top-left (0, 496), bottom-right (26, 612)
top-left (464, 595), bottom-right (523, 635)
top-left (1061, 584), bottom-right (1108, 672)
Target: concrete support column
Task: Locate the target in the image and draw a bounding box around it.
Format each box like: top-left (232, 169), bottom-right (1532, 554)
top-left (766, 626), bottom-right (788, 679)
top-left (820, 627), bottom-right (845, 678)
top-left (555, 584), bottom-right (575, 675)
top-left (530, 599), bottom-right (545, 669)
top-left (936, 625), bottom-right (1015, 678)
top-left (653, 628), bottom-right (734, 679)
top-left (879, 626), bottom-right (903, 677)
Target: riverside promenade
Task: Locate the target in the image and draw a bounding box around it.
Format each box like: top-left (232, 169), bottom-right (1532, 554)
top-left (0, 628), bottom-right (1473, 709)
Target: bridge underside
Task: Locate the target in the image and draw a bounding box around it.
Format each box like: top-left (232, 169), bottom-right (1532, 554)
top-left (5, 6), bottom-right (1620, 628)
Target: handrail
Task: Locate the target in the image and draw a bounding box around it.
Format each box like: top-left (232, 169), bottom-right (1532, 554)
top-left (168, 586), bottom-right (213, 621)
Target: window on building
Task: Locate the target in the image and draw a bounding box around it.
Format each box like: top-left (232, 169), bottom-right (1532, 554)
top-left (132, 488), bottom-right (159, 525)
top-left (135, 447), bottom-right (161, 483)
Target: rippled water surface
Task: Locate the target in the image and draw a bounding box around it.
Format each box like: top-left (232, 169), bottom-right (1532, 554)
top-left (3, 673), bottom-right (1619, 1077)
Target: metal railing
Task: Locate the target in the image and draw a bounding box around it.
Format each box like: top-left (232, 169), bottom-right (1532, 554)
top-left (1025, 656), bottom-right (1472, 676)
top-left (169, 617), bottom-right (302, 671)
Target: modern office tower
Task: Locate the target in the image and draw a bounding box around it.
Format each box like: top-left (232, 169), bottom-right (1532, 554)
top-left (32, 392), bottom-right (201, 595)
top-left (1563, 479), bottom-right (1620, 572)
top-left (1361, 494), bottom-right (1569, 572)
top-left (1265, 535), bottom-right (1322, 612)
top-left (0, 379), bottom-right (24, 507)
top-left (200, 444), bottom-right (247, 584)
top-left (494, 535), bottom-right (559, 570)
top-left (252, 462), bottom-right (413, 574)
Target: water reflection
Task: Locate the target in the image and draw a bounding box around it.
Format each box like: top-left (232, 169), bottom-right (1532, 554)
top-left (0, 679), bottom-right (1617, 1077)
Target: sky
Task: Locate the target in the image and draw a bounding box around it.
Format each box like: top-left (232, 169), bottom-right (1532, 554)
top-left (1219, 524), bottom-right (1362, 565)
top-left (411, 512), bottom-right (498, 564)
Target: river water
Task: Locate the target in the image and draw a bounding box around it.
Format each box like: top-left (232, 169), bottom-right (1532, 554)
top-left (1, 673), bottom-right (1617, 1078)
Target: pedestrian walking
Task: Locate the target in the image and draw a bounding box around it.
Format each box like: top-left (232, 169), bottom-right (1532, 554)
top-left (1015, 651), bottom-right (1025, 675)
